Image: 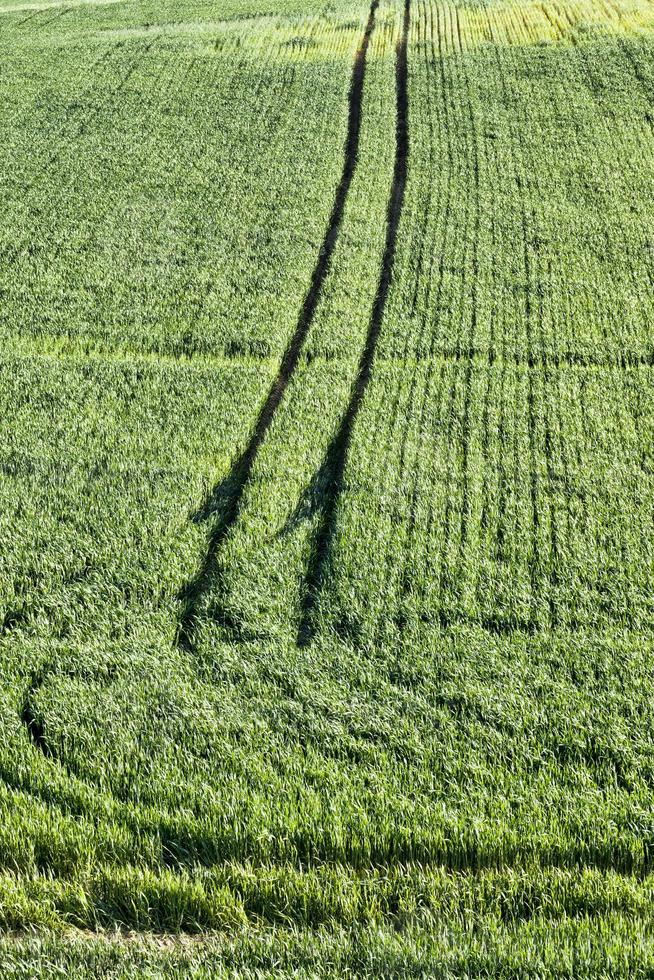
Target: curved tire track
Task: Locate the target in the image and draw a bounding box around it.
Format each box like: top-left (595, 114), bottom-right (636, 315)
top-left (20, 673), bottom-right (51, 756)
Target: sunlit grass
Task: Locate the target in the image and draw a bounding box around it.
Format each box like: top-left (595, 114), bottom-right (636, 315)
top-left (0, 0), bottom-right (652, 970)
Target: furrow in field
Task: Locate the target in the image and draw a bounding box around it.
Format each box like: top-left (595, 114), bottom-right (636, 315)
top-left (34, 337), bottom-right (654, 373)
top-left (19, 676), bottom-right (50, 756)
top-left (1, 340), bottom-right (280, 372)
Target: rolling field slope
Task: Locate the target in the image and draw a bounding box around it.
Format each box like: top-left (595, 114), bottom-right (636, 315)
top-left (1, 0), bottom-right (654, 972)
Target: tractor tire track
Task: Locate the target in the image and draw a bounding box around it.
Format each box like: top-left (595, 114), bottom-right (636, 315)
top-left (20, 673), bottom-right (51, 756)
top-left (176, 0), bottom-right (380, 651)
top-left (299, 0), bottom-right (411, 646)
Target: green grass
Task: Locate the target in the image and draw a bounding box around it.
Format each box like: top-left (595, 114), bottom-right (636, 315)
top-left (0, 915), bottom-right (652, 978)
top-left (1, 0), bottom-right (654, 971)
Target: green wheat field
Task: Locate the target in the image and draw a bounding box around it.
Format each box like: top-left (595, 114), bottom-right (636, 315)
top-left (1, 0), bottom-right (654, 973)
